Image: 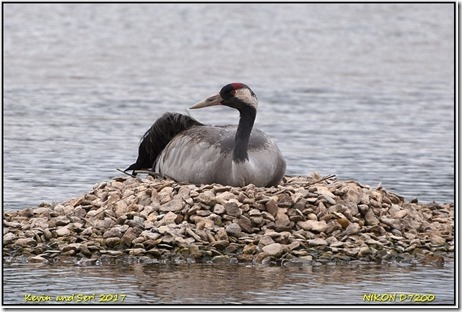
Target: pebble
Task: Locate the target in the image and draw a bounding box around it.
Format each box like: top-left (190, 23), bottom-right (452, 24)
top-left (2, 174), bottom-right (453, 266)
top-left (105, 237), bottom-right (121, 247)
top-left (308, 238), bottom-right (328, 246)
top-left (159, 198), bottom-right (184, 212)
top-left (344, 223), bottom-right (360, 235)
top-left (236, 217), bottom-right (253, 233)
top-left (225, 223), bottom-right (242, 237)
top-left (56, 227), bottom-right (71, 237)
top-left (215, 191), bottom-right (236, 205)
top-left (15, 237), bottom-right (37, 247)
top-left (430, 234), bottom-right (446, 245)
top-left (297, 220), bottom-right (328, 232)
top-left (29, 256), bottom-right (48, 263)
top-left (275, 210), bottom-right (290, 228)
top-left (3, 233), bottom-right (16, 245)
top-left (262, 243), bottom-right (284, 257)
top-left (265, 199), bottom-right (279, 217)
top-left (161, 211), bottom-right (179, 225)
top-left (103, 227), bottom-right (124, 238)
top-left (198, 190), bottom-right (216, 206)
top-left (224, 200), bottom-right (241, 217)
top-left (213, 204), bottom-right (226, 214)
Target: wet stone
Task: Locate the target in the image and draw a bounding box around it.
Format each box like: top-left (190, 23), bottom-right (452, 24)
top-left (29, 255), bottom-right (48, 263)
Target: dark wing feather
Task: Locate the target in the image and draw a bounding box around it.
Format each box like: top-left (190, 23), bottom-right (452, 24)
top-left (125, 112), bottom-right (203, 172)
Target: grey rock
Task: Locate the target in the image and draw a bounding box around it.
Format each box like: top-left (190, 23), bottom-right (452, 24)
top-left (265, 199), bottom-right (279, 217)
top-left (103, 226), bottom-right (125, 238)
top-left (105, 237), bottom-right (121, 248)
top-left (297, 220), bottom-right (327, 232)
top-left (215, 191), bottom-right (236, 204)
top-left (15, 237), bottom-right (37, 247)
top-left (262, 243), bottom-right (284, 257)
top-left (236, 217), bottom-right (253, 233)
top-left (225, 223), bottom-right (241, 237)
top-left (159, 198), bottom-right (184, 212)
top-left (197, 190), bottom-right (216, 206)
top-left (345, 223), bottom-right (360, 235)
top-left (307, 238), bottom-right (327, 246)
top-left (213, 204), bottom-right (226, 214)
top-left (275, 210), bottom-right (290, 228)
top-left (29, 256), bottom-right (48, 263)
top-left (56, 227), bottom-right (71, 237)
top-left (258, 235), bottom-right (275, 247)
top-left (215, 228), bottom-right (229, 241)
top-left (365, 209), bottom-right (380, 226)
top-left (3, 232), bottom-right (16, 245)
top-left (224, 200), bottom-right (241, 217)
top-left (161, 211), bottom-right (179, 225)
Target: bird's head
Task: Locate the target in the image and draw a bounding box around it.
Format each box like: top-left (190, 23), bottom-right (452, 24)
top-left (190, 83), bottom-right (258, 111)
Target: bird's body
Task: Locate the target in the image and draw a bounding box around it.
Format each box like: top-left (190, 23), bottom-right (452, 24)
top-left (155, 124), bottom-right (285, 186)
top-left (126, 83), bottom-right (286, 187)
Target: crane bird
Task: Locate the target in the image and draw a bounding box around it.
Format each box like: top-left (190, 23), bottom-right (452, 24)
top-left (125, 83), bottom-right (286, 187)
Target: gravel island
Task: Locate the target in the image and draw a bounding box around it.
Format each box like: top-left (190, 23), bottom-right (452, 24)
top-left (3, 174), bottom-right (454, 266)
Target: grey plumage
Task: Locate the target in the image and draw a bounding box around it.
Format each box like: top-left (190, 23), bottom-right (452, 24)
top-left (126, 83), bottom-right (286, 187)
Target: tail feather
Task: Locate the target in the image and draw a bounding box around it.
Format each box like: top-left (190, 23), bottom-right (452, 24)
top-left (126, 112), bottom-right (203, 172)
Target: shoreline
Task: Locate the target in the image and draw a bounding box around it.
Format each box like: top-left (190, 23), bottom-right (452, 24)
top-left (3, 174), bottom-right (454, 266)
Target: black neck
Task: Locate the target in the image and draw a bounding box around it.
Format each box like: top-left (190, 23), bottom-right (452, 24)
top-left (233, 105), bottom-right (256, 163)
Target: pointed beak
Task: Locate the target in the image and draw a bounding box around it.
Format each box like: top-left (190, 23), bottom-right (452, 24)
top-left (190, 93), bottom-right (223, 109)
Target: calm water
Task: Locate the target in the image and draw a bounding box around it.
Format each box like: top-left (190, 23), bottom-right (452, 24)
top-left (3, 3), bottom-right (455, 306)
top-left (2, 261), bottom-right (455, 305)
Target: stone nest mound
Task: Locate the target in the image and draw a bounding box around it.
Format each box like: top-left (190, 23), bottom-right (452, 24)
top-left (3, 174), bottom-right (454, 266)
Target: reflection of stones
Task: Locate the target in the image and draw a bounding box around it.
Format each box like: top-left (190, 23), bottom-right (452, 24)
top-left (100, 262), bottom-right (441, 304)
top-left (2, 173), bottom-right (454, 266)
